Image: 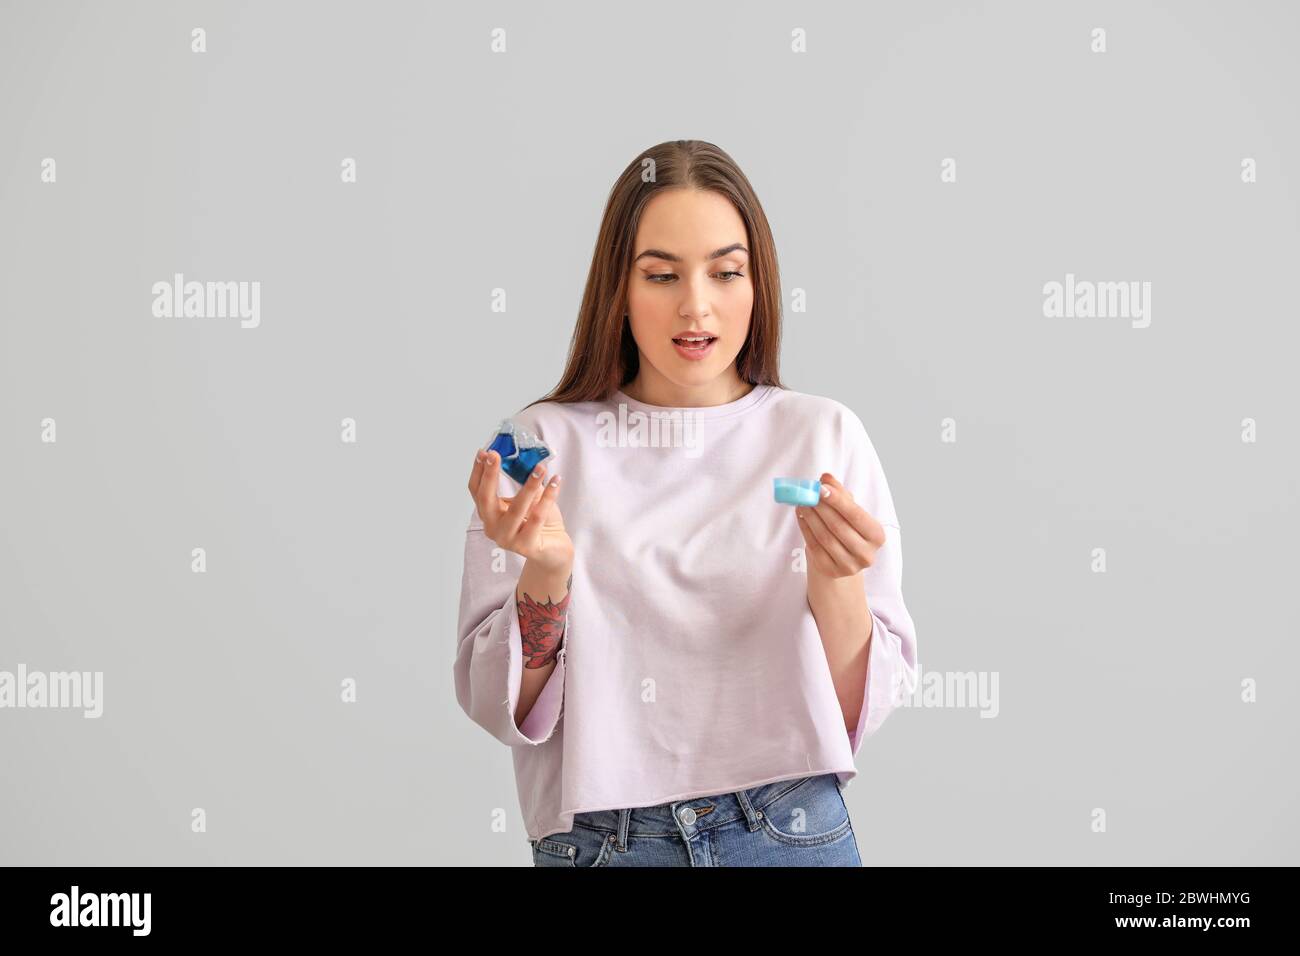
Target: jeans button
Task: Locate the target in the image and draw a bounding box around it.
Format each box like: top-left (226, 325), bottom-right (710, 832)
top-left (679, 806), bottom-right (697, 825)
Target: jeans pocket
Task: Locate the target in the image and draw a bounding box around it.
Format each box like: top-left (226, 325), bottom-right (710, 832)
top-left (756, 775), bottom-right (854, 847)
top-left (530, 829), bottom-right (614, 867)
top-left (531, 837), bottom-right (578, 866)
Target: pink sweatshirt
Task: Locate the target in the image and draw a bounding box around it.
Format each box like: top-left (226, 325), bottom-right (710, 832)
top-left (454, 383), bottom-right (919, 842)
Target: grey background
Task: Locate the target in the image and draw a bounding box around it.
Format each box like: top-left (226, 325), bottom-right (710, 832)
top-left (1, 0), bottom-right (1296, 866)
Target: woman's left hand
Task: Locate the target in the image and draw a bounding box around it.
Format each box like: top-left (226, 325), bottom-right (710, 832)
top-left (795, 472), bottom-right (889, 580)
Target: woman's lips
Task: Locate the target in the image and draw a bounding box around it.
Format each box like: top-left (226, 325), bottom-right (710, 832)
top-left (671, 334), bottom-right (717, 361)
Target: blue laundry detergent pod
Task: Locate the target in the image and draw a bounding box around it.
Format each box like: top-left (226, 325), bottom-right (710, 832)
top-left (773, 477), bottom-right (822, 507)
top-left (484, 418), bottom-right (553, 485)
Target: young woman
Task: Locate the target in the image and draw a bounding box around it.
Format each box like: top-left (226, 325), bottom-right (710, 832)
top-left (455, 140), bottom-right (919, 867)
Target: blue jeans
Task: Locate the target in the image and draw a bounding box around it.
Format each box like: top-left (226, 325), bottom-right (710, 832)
top-left (529, 772), bottom-right (862, 867)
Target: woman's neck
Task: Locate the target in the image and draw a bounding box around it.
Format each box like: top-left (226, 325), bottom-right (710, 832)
top-left (621, 368), bottom-right (754, 409)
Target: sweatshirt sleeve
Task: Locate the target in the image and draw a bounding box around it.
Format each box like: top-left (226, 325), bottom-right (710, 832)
top-left (453, 505), bottom-right (567, 747)
top-left (836, 407), bottom-right (919, 755)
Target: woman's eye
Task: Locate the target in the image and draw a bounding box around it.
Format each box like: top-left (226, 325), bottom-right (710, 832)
top-left (645, 271), bottom-right (745, 283)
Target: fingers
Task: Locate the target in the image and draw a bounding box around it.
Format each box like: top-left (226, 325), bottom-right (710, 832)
top-left (808, 499), bottom-right (879, 569)
top-left (499, 462), bottom-right (551, 540)
top-left (817, 472), bottom-right (887, 549)
top-left (798, 505), bottom-right (858, 574)
top-left (807, 501), bottom-right (869, 566)
top-left (528, 471), bottom-right (563, 526)
top-left (470, 447), bottom-right (563, 554)
top-left (471, 450), bottom-right (504, 529)
top-left (468, 449), bottom-right (485, 494)
top-left (796, 508), bottom-right (828, 567)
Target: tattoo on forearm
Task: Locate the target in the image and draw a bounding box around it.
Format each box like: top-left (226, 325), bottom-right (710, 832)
top-left (519, 573), bottom-right (573, 669)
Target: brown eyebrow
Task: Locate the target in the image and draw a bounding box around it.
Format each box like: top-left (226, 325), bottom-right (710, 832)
top-left (633, 243), bottom-right (749, 264)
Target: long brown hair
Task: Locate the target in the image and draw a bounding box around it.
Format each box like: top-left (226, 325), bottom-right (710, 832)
top-left (528, 140), bottom-right (785, 408)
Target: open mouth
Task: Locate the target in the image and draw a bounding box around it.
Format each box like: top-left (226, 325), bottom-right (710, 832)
top-left (671, 334), bottom-right (717, 351)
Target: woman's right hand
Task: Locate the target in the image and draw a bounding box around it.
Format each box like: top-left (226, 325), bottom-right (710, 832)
top-left (468, 449), bottom-right (573, 571)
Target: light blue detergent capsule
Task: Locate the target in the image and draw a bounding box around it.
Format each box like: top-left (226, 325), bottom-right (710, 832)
top-left (773, 477), bottom-right (822, 506)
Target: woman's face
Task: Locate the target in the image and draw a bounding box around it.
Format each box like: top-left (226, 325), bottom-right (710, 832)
top-left (626, 187), bottom-right (754, 392)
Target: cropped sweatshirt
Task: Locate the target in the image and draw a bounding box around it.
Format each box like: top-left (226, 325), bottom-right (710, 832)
top-left (454, 383), bottom-right (919, 842)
